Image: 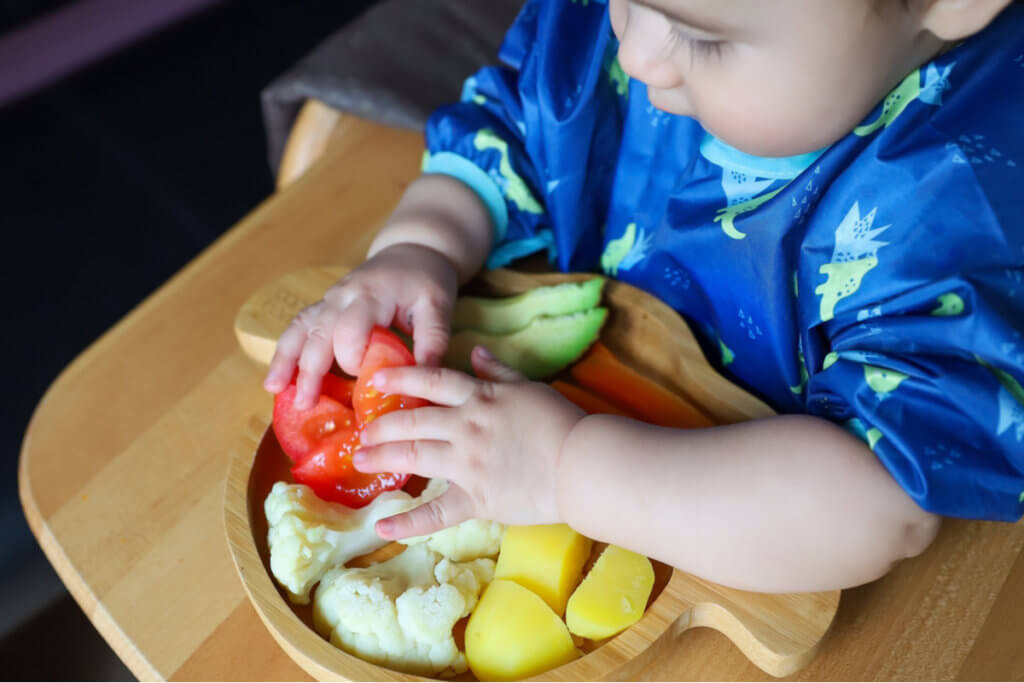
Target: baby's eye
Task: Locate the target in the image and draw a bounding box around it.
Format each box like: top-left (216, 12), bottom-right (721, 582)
top-left (687, 39), bottom-right (725, 61)
top-left (667, 24), bottom-right (726, 62)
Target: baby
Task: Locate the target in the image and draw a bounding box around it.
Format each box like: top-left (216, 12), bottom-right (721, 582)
top-left (264, 0), bottom-right (1024, 593)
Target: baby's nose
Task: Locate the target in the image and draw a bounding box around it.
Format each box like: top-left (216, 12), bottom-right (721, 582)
top-left (616, 38), bottom-right (683, 90)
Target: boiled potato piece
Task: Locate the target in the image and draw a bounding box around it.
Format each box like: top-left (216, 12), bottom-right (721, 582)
top-left (566, 544), bottom-right (654, 640)
top-left (466, 579), bottom-right (578, 681)
top-left (493, 524), bottom-right (592, 616)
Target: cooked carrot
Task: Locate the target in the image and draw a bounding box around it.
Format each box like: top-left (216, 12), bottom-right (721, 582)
top-left (569, 343), bottom-right (715, 428)
top-left (551, 381), bottom-right (639, 418)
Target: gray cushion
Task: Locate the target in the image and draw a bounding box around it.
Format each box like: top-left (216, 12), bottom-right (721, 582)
top-left (261, 0), bottom-right (525, 174)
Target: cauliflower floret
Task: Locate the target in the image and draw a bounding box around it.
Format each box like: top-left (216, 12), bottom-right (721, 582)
top-left (313, 545), bottom-right (496, 677)
top-left (434, 557), bottom-right (495, 617)
top-left (313, 545), bottom-right (465, 676)
top-left (265, 478), bottom-right (447, 604)
top-left (400, 519), bottom-right (505, 561)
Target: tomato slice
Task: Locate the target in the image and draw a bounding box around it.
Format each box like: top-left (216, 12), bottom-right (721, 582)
top-left (290, 425), bottom-right (410, 508)
top-left (352, 327), bottom-right (430, 425)
top-left (272, 374), bottom-right (356, 462)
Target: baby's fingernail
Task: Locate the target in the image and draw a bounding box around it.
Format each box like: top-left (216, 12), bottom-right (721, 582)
top-left (376, 518), bottom-right (394, 538)
top-left (371, 371), bottom-right (387, 388)
top-left (352, 451), bottom-right (367, 469)
top-left (475, 345), bottom-right (494, 361)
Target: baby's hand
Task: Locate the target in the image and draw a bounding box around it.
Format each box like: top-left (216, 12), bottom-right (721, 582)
top-left (263, 243), bottom-right (458, 409)
top-left (354, 346), bottom-right (586, 539)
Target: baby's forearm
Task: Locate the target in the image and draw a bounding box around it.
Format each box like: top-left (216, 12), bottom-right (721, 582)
top-left (369, 174), bottom-right (493, 284)
top-left (556, 413), bottom-right (940, 593)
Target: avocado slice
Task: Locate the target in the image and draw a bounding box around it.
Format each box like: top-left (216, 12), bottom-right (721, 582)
top-left (452, 278), bottom-right (605, 335)
top-left (444, 307), bottom-right (608, 380)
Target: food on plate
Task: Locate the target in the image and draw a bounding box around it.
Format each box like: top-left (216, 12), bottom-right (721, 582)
top-left (550, 380), bottom-right (638, 418)
top-left (565, 544), bottom-right (655, 640)
top-left (272, 327), bottom-right (430, 508)
top-left (445, 308), bottom-right (608, 380)
top-left (398, 519), bottom-right (506, 562)
top-left (571, 342), bottom-right (714, 428)
top-left (452, 278), bottom-right (605, 335)
top-left (493, 524), bottom-right (592, 617)
top-left (352, 326), bottom-right (430, 425)
top-left (272, 374), bottom-right (355, 462)
top-left (465, 579), bottom-right (579, 681)
top-left (312, 544), bottom-right (496, 678)
top-left (264, 478), bottom-right (446, 604)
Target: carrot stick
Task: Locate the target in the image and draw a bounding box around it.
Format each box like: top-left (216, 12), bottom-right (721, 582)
top-left (570, 343), bottom-right (715, 428)
top-left (551, 381), bottom-right (639, 418)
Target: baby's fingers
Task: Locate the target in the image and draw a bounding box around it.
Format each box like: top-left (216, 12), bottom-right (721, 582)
top-left (264, 304), bottom-right (326, 394)
top-left (353, 440), bottom-right (454, 481)
top-left (330, 296), bottom-right (392, 376)
top-left (375, 486), bottom-right (475, 540)
top-left (371, 366), bottom-right (478, 406)
top-left (409, 296), bottom-right (452, 367)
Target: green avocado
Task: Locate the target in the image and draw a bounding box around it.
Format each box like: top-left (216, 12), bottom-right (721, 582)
top-left (452, 278), bottom-right (605, 335)
top-left (445, 308), bottom-right (608, 380)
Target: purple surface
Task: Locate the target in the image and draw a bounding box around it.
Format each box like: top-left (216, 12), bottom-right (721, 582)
top-left (0, 0), bottom-right (222, 105)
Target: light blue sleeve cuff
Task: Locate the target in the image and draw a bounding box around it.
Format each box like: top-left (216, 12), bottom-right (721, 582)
top-left (423, 152), bottom-right (509, 243)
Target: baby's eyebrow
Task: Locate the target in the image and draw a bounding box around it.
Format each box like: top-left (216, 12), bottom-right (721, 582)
top-left (629, 0), bottom-right (729, 35)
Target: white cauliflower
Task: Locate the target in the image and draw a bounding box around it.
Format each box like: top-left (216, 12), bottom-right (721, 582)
top-left (264, 478), bottom-right (447, 604)
top-left (313, 544), bottom-right (496, 677)
top-left (400, 519), bottom-right (505, 561)
top-left (433, 557), bottom-right (495, 616)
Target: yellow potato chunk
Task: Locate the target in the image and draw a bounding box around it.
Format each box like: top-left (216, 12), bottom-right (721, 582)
top-left (493, 524), bottom-right (592, 616)
top-left (565, 544), bottom-right (654, 640)
top-left (465, 579), bottom-right (578, 681)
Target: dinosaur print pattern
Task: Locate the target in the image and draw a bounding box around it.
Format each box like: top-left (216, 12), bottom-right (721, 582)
top-left (474, 129), bottom-right (544, 215)
top-left (815, 202), bottom-right (891, 322)
top-left (854, 63), bottom-right (955, 137)
top-left (714, 186), bottom-right (786, 240)
top-left (601, 222), bottom-right (653, 276)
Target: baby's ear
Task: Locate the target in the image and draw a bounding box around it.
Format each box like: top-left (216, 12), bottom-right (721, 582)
top-left (919, 0), bottom-right (1012, 41)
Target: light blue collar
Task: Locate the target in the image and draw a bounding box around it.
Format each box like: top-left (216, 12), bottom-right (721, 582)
top-left (699, 134), bottom-right (826, 180)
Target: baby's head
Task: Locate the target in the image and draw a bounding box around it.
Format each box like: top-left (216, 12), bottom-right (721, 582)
top-left (609, 0), bottom-right (1011, 157)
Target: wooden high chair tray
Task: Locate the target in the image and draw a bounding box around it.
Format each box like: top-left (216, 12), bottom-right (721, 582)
top-left (225, 266), bottom-right (839, 681)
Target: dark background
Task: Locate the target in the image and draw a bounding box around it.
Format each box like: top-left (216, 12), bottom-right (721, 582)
top-left (0, 0), bottom-right (376, 677)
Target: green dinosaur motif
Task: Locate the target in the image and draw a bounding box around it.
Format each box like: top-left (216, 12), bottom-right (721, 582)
top-left (790, 357), bottom-right (809, 394)
top-left (977, 355), bottom-right (1024, 406)
top-left (854, 63), bottom-right (954, 137)
top-left (720, 338), bottom-right (735, 367)
top-left (602, 222), bottom-right (635, 276)
top-left (817, 256), bottom-right (880, 322)
top-left (713, 186), bottom-right (786, 240)
top-left (823, 352), bottom-right (840, 370)
top-left (815, 202), bottom-right (890, 322)
top-left (607, 55), bottom-right (629, 97)
top-left (845, 417), bottom-right (885, 451)
top-left (601, 222), bottom-right (653, 276)
top-left (473, 129), bottom-right (544, 215)
top-left (931, 292), bottom-right (965, 316)
top-left (864, 365), bottom-right (909, 395)
top-left (855, 70), bottom-right (921, 137)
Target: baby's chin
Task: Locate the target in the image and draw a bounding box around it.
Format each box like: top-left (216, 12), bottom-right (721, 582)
top-left (647, 87), bottom-right (837, 158)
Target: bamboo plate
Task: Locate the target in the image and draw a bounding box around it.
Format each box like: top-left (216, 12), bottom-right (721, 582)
top-left (224, 267), bottom-right (840, 681)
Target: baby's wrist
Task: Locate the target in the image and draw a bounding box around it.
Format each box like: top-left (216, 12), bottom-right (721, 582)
top-left (553, 413), bottom-right (603, 528)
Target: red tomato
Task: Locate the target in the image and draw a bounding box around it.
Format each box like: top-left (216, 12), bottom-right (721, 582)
top-left (272, 374), bottom-right (355, 462)
top-left (352, 327), bottom-right (430, 425)
top-left (290, 425), bottom-right (409, 508)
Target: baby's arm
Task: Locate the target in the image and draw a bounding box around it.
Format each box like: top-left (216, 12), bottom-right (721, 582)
top-left (367, 173), bottom-right (494, 285)
top-left (264, 173), bottom-right (493, 405)
top-left (558, 414), bottom-right (941, 593)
